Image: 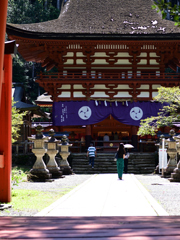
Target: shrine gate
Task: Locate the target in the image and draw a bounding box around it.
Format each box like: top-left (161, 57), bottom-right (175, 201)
top-left (6, 0), bottom-right (180, 149)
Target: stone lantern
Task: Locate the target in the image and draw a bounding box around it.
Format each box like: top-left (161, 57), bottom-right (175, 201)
top-left (164, 129), bottom-right (177, 176)
top-left (169, 133), bottom-right (180, 182)
top-left (28, 125), bottom-right (51, 181)
top-left (58, 135), bottom-right (73, 175)
top-left (45, 129), bottom-right (63, 178)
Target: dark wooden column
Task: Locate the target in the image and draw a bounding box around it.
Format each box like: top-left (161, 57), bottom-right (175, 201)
top-left (131, 126), bottom-right (138, 151)
top-left (85, 125), bottom-right (92, 150)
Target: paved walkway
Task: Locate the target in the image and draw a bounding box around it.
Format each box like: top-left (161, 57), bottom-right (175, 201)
top-left (36, 174), bottom-right (168, 217)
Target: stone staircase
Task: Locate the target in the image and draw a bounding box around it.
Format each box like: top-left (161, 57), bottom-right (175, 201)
top-left (71, 152), bottom-right (156, 174)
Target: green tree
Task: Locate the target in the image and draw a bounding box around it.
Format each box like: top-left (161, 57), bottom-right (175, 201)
top-left (12, 55), bottom-right (45, 102)
top-left (12, 99), bottom-right (27, 143)
top-left (7, 0), bottom-right (60, 102)
top-left (7, 0), bottom-right (60, 24)
top-left (152, 0), bottom-right (180, 26)
top-left (138, 86), bottom-right (180, 136)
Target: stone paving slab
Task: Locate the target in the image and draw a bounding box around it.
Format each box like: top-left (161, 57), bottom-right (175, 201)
top-left (36, 174), bottom-right (168, 217)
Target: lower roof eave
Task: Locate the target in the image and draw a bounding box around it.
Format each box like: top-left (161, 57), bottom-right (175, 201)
top-left (6, 26), bottom-right (180, 41)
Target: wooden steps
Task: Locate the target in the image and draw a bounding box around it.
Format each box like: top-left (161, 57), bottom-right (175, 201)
top-left (72, 152), bottom-right (156, 174)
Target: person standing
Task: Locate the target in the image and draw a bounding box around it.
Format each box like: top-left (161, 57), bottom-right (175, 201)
top-left (114, 132), bottom-right (119, 140)
top-left (115, 143), bottom-right (126, 180)
top-left (103, 133), bottom-right (110, 142)
top-left (87, 143), bottom-right (96, 168)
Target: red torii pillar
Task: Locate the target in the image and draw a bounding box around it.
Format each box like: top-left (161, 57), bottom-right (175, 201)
top-left (0, 0), bottom-right (11, 203)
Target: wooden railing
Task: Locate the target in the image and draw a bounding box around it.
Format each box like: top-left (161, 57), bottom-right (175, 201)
top-left (38, 72), bottom-right (180, 81)
top-left (12, 141), bottom-right (33, 155)
top-left (69, 140), bottom-right (132, 153)
top-left (12, 139), bottom-right (157, 154)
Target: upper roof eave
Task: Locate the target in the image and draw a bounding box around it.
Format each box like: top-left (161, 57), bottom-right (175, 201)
top-left (6, 24), bottom-right (180, 41)
top-left (6, 0), bottom-right (180, 41)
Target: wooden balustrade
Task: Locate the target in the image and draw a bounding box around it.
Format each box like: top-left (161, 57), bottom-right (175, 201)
top-left (12, 139), bottom-right (158, 154)
top-left (39, 72), bottom-right (180, 81)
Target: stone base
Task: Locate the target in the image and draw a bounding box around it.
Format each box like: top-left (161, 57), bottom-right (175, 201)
top-left (154, 165), bottom-right (159, 174)
top-left (164, 167), bottom-right (176, 176)
top-left (173, 167), bottom-right (180, 174)
top-left (168, 177), bottom-right (180, 182)
top-left (168, 172), bottom-right (180, 182)
top-left (162, 171), bottom-right (171, 178)
top-left (27, 169), bottom-right (52, 182)
top-left (61, 166), bottom-right (73, 175)
top-left (0, 204), bottom-right (12, 210)
top-left (50, 170), bottom-right (63, 178)
top-left (47, 165), bottom-right (63, 178)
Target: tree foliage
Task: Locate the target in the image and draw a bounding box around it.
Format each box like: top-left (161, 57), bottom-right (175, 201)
top-left (7, 0), bottom-right (60, 24)
top-left (152, 0), bottom-right (180, 26)
top-left (12, 99), bottom-right (27, 143)
top-left (138, 86), bottom-right (180, 136)
top-left (7, 0), bottom-right (59, 102)
top-left (12, 55), bottom-right (45, 102)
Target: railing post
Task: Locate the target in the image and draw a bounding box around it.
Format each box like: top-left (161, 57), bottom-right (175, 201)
top-left (16, 144), bottom-right (19, 155)
top-left (80, 142), bottom-right (82, 153)
top-left (24, 140), bottom-right (28, 154)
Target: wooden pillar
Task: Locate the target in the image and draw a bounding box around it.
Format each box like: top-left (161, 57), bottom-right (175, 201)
top-left (0, 0), bottom-right (8, 104)
top-left (0, 54), bottom-right (12, 202)
top-left (0, 0), bottom-right (11, 203)
top-left (131, 125), bottom-right (138, 151)
top-left (85, 125), bottom-right (92, 149)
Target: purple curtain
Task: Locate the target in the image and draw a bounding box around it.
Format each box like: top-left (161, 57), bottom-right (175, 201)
top-left (52, 101), bottom-right (163, 126)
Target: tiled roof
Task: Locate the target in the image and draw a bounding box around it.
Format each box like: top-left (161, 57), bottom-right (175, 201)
top-left (6, 0), bottom-right (180, 38)
top-left (13, 86), bottom-right (39, 110)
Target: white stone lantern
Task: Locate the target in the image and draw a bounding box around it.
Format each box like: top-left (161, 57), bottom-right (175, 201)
top-left (28, 125), bottom-right (51, 181)
top-left (46, 129), bottom-right (63, 178)
top-left (58, 135), bottom-right (73, 175)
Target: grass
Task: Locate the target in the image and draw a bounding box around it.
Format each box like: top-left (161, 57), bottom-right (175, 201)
top-left (11, 188), bottom-right (72, 212)
top-left (12, 166), bottom-right (29, 185)
top-left (5, 166), bottom-right (75, 214)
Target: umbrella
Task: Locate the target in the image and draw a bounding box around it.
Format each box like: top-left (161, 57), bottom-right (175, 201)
top-left (124, 144), bottom-right (134, 149)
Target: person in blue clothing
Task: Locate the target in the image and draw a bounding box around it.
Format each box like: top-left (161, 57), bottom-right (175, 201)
top-left (87, 143), bottom-right (96, 168)
top-left (115, 143), bottom-right (126, 180)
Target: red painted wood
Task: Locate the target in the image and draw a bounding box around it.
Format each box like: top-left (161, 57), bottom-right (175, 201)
top-left (0, 0), bottom-right (8, 105)
top-left (1, 217), bottom-right (180, 239)
top-left (0, 54), bottom-right (12, 203)
top-left (36, 72), bottom-right (180, 101)
top-left (38, 72), bottom-right (180, 81)
top-left (6, 36), bottom-right (180, 75)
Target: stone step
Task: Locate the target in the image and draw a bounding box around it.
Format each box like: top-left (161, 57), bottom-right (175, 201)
top-left (73, 160), bottom-right (155, 165)
top-left (73, 169), bottom-right (154, 174)
top-left (71, 153), bottom-right (156, 174)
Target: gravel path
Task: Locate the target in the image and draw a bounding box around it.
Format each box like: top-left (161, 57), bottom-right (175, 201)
top-left (135, 174), bottom-right (180, 216)
top-left (1, 173), bottom-right (180, 216)
top-left (13, 174), bottom-right (92, 192)
top-left (0, 174), bottom-right (93, 216)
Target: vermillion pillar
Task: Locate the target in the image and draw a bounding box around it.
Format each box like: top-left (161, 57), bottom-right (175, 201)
top-left (0, 0), bottom-right (8, 102)
top-left (0, 0), bottom-right (10, 202)
top-left (0, 55), bottom-right (12, 202)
